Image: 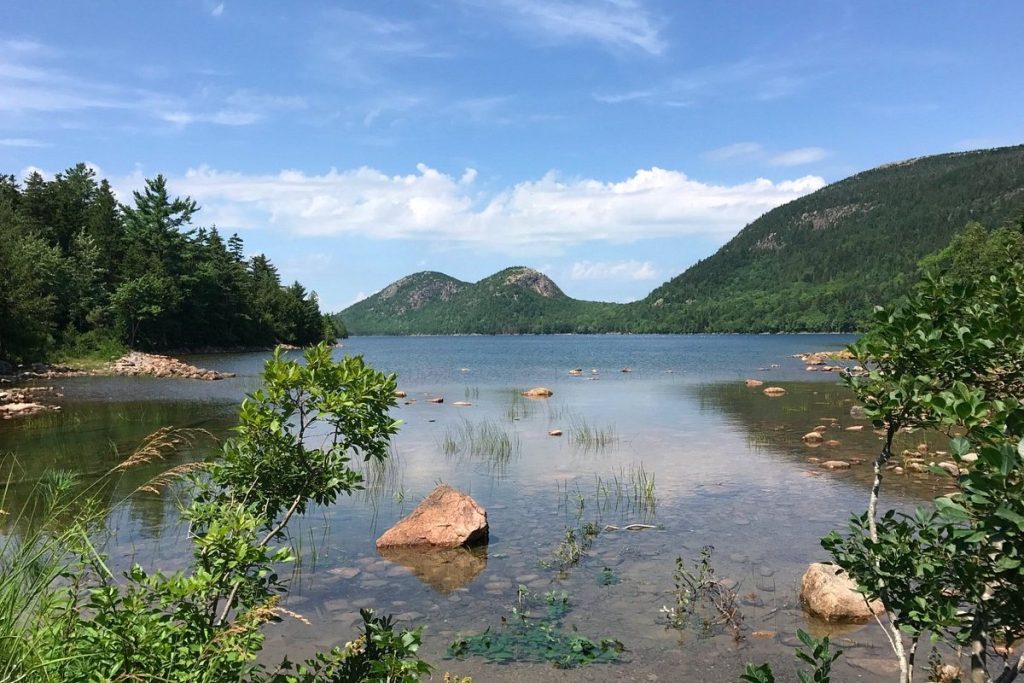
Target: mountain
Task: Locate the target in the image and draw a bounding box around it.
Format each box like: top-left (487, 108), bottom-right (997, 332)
top-left (635, 145), bottom-right (1024, 332)
top-left (338, 145), bottom-right (1024, 335)
top-left (339, 267), bottom-right (626, 335)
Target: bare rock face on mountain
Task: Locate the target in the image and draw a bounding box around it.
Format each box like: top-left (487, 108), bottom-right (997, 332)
top-left (377, 272), bottom-right (468, 313)
top-left (801, 562), bottom-right (884, 622)
top-left (502, 267), bottom-right (563, 298)
top-left (376, 485), bottom-right (488, 549)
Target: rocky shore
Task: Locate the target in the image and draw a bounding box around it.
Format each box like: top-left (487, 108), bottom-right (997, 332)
top-left (0, 352), bottom-right (236, 419)
top-left (107, 352), bottom-right (236, 380)
top-left (0, 385), bottom-right (63, 419)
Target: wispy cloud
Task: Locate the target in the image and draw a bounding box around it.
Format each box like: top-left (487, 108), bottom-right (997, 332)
top-left (768, 147), bottom-right (829, 166)
top-left (0, 137), bottom-right (50, 147)
top-left (594, 58), bottom-right (809, 107)
top-left (316, 8), bottom-right (451, 84)
top-left (0, 40), bottom-right (304, 128)
top-left (570, 260), bottom-right (659, 281)
top-left (474, 0), bottom-right (666, 56)
top-left (705, 142), bottom-right (829, 168)
top-left (704, 142), bottom-right (763, 162)
top-left (112, 164), bottom-right (824, 252)
top-left (211, 3), bottom-right (225, 18)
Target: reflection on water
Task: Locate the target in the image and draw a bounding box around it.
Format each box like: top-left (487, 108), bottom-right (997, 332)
top-left (0, 335), bottom-right (936, 681)
top-left (377, 545), bottom-right (489, 594)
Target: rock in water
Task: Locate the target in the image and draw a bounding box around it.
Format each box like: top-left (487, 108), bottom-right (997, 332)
top-left (376, 484), bottom-right (488, 549)
top-left (763, 386), bottom-right (786, 397)
top-left (800, 562), bottom-right (884, 622)
top-left (521, 387), bottom-right (553, 398)
top-left (802, 431), bottom-right (824, 444)
top-left (744, 379), bottom-right (764, 387)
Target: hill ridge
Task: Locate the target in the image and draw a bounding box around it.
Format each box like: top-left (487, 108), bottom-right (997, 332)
top-left (338, 144), bottom-right (1024, 335)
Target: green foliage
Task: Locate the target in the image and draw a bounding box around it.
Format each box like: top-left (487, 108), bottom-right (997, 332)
top-left (448, 589), bottom-right (623, 669)
top-left (737, 630), bottom-right (841, 683)
top-left (0, 165), bottom-right (335, 363)
top-left (641, 145), bottom-right (1024, 333)
top-left (0, 344), bottom-right (430, 682)
top-left (821, 225), bottom-right (1024, 682)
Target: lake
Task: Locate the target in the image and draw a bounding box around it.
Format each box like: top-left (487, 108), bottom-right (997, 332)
top-left (0, 335), bottom-right (955, 681)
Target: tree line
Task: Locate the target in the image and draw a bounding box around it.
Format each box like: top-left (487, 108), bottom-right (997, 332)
top-left (0, 163), bottom-right (344, 363)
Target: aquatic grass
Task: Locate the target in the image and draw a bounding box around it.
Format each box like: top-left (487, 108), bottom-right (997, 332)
top-left (440, 418), bottom-right (521, 466)
top-left (592, 462), bottom-right (657, 520)
top-left (503, 391), bottom-right (536, 422)
top-left (567, 416), bottom-right (617, 452)
top-left (463, 386), bottom-right (480, 401)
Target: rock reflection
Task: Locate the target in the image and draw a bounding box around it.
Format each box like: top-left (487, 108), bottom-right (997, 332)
top-left (377, 545), bottom-right (488, 594)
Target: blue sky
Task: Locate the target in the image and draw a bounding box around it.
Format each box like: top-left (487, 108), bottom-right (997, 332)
top-left (2, 1), bottom-right (1022, 310)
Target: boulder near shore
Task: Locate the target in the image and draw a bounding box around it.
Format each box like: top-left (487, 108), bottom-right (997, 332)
top-left (376, 484), bottom-right (488, 549)
top-left (521, 387), bottom-right (553, 398)
top-left (801, 562), bottom-right (884, 622)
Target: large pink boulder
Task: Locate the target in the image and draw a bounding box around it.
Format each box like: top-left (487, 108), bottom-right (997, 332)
top-left (801, 562), bottom-right (884, 622)
top-left (375, 485), bottom-right (488, 549)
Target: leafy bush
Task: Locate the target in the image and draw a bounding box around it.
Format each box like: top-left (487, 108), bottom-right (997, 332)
top-left (0, 343), bottom-right (432, 682)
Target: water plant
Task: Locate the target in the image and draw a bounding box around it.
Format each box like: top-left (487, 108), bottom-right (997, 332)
top-left (504, 391), bottom-right (536, 422)
top-left (567, 415), bottom-right (617, 452)
top-left (598, 566), bottom-right (621, 586)
top-left (441, 418), bottom-right (520, 466)
top-left (663, 545), bottom-right (744, 642)
top-left (448, 588), bottom-right (623, 669)
top-left (592, 463), bottom-right (657, 520)
top-left (552, 521), bottom-right (600, 572)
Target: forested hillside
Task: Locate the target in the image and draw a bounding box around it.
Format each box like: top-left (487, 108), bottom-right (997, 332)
top-left (0, 164), bottom-right (339, 363)
top-left (338, 144), bottom-right (1024, 335)
top-left (339, 267), bottom-right (628, 335)
top-left (635, 145), bottom-right (1024, 332)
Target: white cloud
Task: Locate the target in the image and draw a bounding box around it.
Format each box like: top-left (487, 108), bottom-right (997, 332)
top-left (768, 147), bottom-right (829, 166)
top-left (129, 164), bottom-right (824, 251)
top-left (704, 142), bottom-right (763, 162)
top-left (211, 3), bottom-right (225, 17)
top-left (0, 137), bottom-right (50, 147)
top-left (479, 0), bottom-right (666, 56)
top-left (570, 260), bottom-right (659, 281)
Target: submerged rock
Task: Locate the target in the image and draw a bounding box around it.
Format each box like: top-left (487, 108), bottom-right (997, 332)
top-left (820, 460), bottom-right (852, 470)
top-left (802, 432), bottom-right (824, 445)
top-left (377, 545), bottom-right (487, 594)
top-left (376, 484), bottom-right (488, 549)
top-left (801, 562), bottom-right (884, 622)
top-left (763, 386), bottom-right (786, 397)
top-left (548, 429), bottom-right (563, 437)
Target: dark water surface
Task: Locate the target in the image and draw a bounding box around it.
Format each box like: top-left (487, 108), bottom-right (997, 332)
top-left (0, 336), bottom-right (954, 681)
